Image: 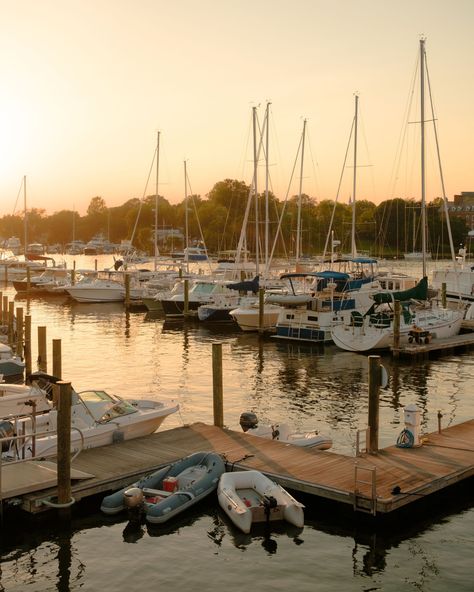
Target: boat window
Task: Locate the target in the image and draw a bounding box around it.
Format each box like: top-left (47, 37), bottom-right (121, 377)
top-left (191, 283), bottom-right (215, 295)
top-left (79, 390), bottom-right (137, 422)
top-left (308, 316), bottom-right (318, 321)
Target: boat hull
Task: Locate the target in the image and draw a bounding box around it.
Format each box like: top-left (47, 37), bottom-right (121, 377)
top-left (218, 470), bottom-right (304, 534)
top-left (101, 451), bottom-right (225, 523)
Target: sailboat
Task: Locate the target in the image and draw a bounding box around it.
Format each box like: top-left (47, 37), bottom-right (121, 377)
top-left (331, 38), bottom-right (464, 352)
top-left (403, 208), bottom-right (432, 260)
top-left (273, 97), bottom-right (384, 344)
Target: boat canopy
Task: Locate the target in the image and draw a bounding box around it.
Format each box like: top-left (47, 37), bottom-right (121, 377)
top-left (350, 257), bottom-right (378, 264)
top-left (226, 275), bottom-right (260, 293)
top-left (372, 276), bottom-right (428, 304)
top-left (280, 271), bottom-right (350, 281)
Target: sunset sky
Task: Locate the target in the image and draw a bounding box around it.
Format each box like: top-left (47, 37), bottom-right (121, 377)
top-left (1, 0), bottom-right (473, 216)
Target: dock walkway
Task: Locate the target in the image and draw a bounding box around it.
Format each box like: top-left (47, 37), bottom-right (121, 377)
top-left (9, 419), bottom-right (473, 516)
top-left (392, 331), bottom-right (474, 356)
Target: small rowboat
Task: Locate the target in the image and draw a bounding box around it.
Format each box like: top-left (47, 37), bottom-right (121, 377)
top-left (101, 451), bottom-right (225, 524)
top-left (218, 470), bottom-right (304, 534)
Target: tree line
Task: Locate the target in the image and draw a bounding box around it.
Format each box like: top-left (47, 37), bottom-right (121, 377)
top-left (0, 179), bottom-right (467, 258)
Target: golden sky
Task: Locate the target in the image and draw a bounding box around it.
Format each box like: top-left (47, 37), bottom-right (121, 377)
top-left (1, 0), bottom-right (473, 216)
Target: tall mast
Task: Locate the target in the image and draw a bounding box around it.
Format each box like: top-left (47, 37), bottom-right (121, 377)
top-left (184, 160), bottom-right (189, 274)
top-left (154, 131), bottom-right (161, 270)
top-left (420, 38), bottom-right (427, 278)
top-left (351, 94), bottom-right (358, 259)
top-left (252, 106), bottom-right (259, 276)
top-left (296, 118), bottom-right (307, 263)
top-left (264, 102), bottom-right (270, 276)
top-left (23, 175), bottom-right (27, 257)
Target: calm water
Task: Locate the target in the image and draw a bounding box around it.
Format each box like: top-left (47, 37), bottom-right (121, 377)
top-left (1, 257), bottom-right (473, 591)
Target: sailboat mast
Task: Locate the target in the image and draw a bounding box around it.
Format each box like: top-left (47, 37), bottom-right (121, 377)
top-left (154, 131), bottom-right (161, 270)
top-left (296, 119), bottom-right (307, 263)
top-left (264, 102), bottom-right (270, 276)
top-left (252, 106), bottom-right (259, 276)
top-left (351, 94), bottom-right (358, 259)
top-left (184, 160), bottom-right (189, 274)
top-left (23, 175), bottom-right (27, 257)
top-left (420, 38), bottom-right (427, 278)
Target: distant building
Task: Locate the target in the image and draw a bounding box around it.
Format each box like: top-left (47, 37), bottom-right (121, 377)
top-left (153, 227), bottom-right (184, 246)
top-left (445, 192), bottom-right (474, 230)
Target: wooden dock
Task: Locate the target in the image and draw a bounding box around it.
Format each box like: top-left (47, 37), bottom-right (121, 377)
top-left (392, 331), bottom-right (474, 357)
top-left (5, 419), bottom-right (473, 516)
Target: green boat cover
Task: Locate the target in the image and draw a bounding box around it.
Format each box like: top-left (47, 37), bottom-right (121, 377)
top-left (372, 276), bottom-right (428, 305)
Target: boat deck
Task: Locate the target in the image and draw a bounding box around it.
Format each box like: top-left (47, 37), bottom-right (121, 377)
top-left (9, 419), bottom-right (473, 515)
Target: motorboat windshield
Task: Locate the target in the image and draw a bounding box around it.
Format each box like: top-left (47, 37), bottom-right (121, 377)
top-left (78, 390), bottom-right (138, 423)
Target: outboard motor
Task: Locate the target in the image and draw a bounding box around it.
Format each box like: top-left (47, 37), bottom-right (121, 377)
top-left (0, 420), bottom-right (15, 452)
top-left (239, 412), bottom-right (259, 432)
top-left (123, 487), bottom-right (144, 509)
top-left (262, 495), bottom-right (278, 521)
top-left (123, 487), bottom-right (144, 522)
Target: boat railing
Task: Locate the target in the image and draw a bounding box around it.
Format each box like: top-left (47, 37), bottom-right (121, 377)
top-left (0, 410), bottom-right (85, 464)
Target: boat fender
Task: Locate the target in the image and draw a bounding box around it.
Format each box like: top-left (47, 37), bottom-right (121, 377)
top-left (271, 426), bottom-right (280, 440)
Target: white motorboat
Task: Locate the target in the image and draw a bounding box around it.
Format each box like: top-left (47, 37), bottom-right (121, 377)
top-left (229, 297), bottom-right (283, 332)
top-left (0, 372), bottom-right (179, 459)
top-left (239, 412), bottom-right (332, 450)
top-left (0, 382), bottom-right (51, 418)
top-left (218, 470), bottom-right (304, 534)
top-left (65, 278), bottom-right (126, 303)
top-left (0, 344), bottom-right (25, 378)
top-left (12, 268), bottom-right (69, 294)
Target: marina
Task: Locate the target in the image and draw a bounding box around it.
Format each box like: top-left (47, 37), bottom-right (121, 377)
top-left (0, 256), bottom-right (472, 590)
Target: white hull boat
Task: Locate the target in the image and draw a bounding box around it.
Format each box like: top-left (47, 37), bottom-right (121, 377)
top-left (218, 470), bottom-right (304, 534)
top-left (239, 412), bottom-right (332, 450)
top-left (229, 301), bottom-right (283, 332)
top-left (65, 279), bottom-right (125, 303)
top-left (0, 372), bottom-right (178, 459)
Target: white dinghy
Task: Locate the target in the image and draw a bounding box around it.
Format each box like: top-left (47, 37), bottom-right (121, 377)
top-left (239, 412), bottom-right (332, 450)
top-left (218, 470), bottom-right (304, 534)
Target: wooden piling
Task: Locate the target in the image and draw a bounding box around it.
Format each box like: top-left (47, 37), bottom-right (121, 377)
top-left (8, 302), bottom-right (14, 346)
top-left (258, 287), bottom-right (265, 334)
top-left (183, 279), bottom-right (189, 316)
top-left (3, 264), bottom-right (7, 284)
top-left (367, 355), bottom-right (381, 454)
top-left (124, 273), bottom-right (130, 309)
top-left (25, 315), bottom-right (32, 377)
top-left (70, 266), bottom-right (76, 286)
top-left (2, 296), bottom-right (7, 325)
top-left (393, 300), bottom-right (401, 357)
top-left (441, 282), bottom-right (447, 308)
top-left (37, 326), bottom-right (47, 372)
top-left (94, 259), bottom-right (98, 271)
top-left (16, 307), bottom-right (24, 358)
top-left (0, 291), bottom-right (2, 322)
top-left (26, 267), bottom-right (31, 292)
top-left (212, 343), bottom-right (224, 427)
top-left (57, 381), bottom-right (72, 516)
top-left (52, 339), bottom-right (62, 379)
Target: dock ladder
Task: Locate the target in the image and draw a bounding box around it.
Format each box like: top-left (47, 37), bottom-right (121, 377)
top-left (353, 463), bottom-right (377, 515)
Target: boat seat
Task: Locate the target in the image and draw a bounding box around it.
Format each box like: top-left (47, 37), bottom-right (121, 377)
top-left (350, 311), bottom-right (364, 327)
